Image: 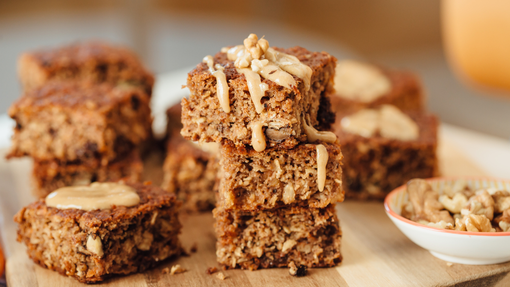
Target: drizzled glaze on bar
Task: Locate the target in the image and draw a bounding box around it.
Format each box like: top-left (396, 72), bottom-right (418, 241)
top-left (203, 55), bottom-right (230, 113)
top-left (45, 182), bottom-right (140, 211)
top-left (316, 144), bottom-right (328, 192)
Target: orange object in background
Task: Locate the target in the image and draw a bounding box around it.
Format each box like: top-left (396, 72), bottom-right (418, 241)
top-left (442, 0), bottom-right (510, 94)
top-left (0, 244), bottom-right (4, 278)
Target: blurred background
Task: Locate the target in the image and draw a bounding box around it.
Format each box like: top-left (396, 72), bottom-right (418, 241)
top-left (1, 0), bottom-right (510, 139)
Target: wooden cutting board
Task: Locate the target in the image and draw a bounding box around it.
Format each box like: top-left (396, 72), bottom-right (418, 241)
top-left (2, 140), bottom-right (510, 287)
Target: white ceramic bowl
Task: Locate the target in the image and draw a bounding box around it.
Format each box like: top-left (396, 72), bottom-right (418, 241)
top-left (384, 177), bottom-right (510, 265)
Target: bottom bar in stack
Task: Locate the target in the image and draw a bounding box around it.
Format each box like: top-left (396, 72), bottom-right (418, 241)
top-left (214, 204), bottom-right (342, 270)
top-left (32, 150), bottom-right (143, 198)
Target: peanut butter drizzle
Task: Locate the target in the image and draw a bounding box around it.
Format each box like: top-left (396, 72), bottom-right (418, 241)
top-left (45, 182), bottom-right (140, 211)
top-left (237, 68), bottom-right (268, 113)
top-left (250, 121), bottom-right (266, 152)
top-left (203, 55), bottom-right (230, 113)
top-left (340, 105), bottom-right (419, 141)
top-left (265, 48), bottom-right (312, 91)
top-left (302, 115), bottom-right (337, 143)
top-left (316, 144), bottom-right (328, 192)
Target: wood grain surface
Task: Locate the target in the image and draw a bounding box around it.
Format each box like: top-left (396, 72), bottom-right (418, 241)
top-left (2, 140), bottom-right (510, 287)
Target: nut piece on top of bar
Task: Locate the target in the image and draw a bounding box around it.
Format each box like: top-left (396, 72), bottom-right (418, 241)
top-left (330, 60), bottom-right (425, 114)
top-left (214, 204), bottom-right (342, 270)
top-left (18, 41), bottom-right (155, 96)
top-left (162, 103), bottom-right (219, 212)
top-left (15, 181), bottom-right (182, 283)
top-left (218, 142), bottom-right (344, 210)
top-left (7, 81), bottom-right (152, 162)
top-left (181, 33), bottom-right (337, 151)
top-left (334, 104), bottom-right (438, 200)
top-left (32, 149), bottom-right (143, 198)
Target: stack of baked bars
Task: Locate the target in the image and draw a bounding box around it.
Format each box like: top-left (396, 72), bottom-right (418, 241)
top-left (180, 34), bottom-right (344, 270)
top-left (7, 42), bottom-right (155, 198)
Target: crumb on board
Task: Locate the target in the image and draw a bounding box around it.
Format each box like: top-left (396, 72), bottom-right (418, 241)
top-left (216, 272), bottom-right (227, 280)
top-left (446, 262), bottom-right (453, 267)
top-left (206, 267), bottom-right (218, 274)
top-left (288, 261), bottom-right (307, 277)
top-left (170, 264), bottom-right (186, 275)
top-left (190, 242), bottom-right (198, 253)
top-left (162, 267), bottom-right (170, 274)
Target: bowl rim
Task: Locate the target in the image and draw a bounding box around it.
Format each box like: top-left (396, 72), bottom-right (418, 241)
top-left (384, 176), bottom-right (510, 237)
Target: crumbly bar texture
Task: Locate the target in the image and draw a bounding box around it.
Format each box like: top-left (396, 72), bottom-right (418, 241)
top-left (7, 81), bottom-right (152, 162)
top-left (32, 150), bottom-right (143, 198)
top-left (331, 68), bottom-right (424, 114)
top-left (18, 41), bottom-right (155, 96)
top-left (162, 132), bottom-right (218, 212)
top-left (214, 204), bottom-right (342, 270)
top-left (15, 182), bottom-right (182, 283)
top-left (218, 142), bottom-right (344, 210)
top-left (334, 112), bottom-right (438, 201)
top-left (181, 46), bottom-right (336, 149)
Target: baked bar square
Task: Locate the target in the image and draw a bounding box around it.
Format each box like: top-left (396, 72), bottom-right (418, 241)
top-left (331, 60), bottom-right (424, 114)
top-left (334, 109), bottom-right (438, 201)
top-left (8, 81), bottom-right (152, 162)
top-left (15, 182), bottom-right (182, 283)
top-left (218, 142), bottom-right (344, 210)
top-left (214, 204), bottom-right (342, 270)
top-left (181, 46), bottom-right (336, 149)
top-left (162, 132), bottom-right (219, 212)
top-left (32, 150), bottom-right (143, 198)
top-left (18, 41), bottom-right (155, 96)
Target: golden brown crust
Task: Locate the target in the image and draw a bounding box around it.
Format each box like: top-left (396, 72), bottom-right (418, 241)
top-left (7, 81), bottom-right (152, 162)
top-left (218, 142), bottom-right (344, 210)
top-left (334, 111), bottom-right (438, 200)
top-left (14, 182), bottom-right (182, 283)
top-left (18, 41), bottom-right (155, 96)
top-left (330, 67), bottom-right (425, 114)
top-left (214, 204), bottom-right (342, 270)
top-left (181, 46), bottom-right (336, 149)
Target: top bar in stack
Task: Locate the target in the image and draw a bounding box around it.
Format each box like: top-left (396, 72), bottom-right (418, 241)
top-left (7, 81), bottom-right (152, 162)
top-left (18, 42), bottom-right (155, 97)
top-left (181, 34), bottom-right (337, 150)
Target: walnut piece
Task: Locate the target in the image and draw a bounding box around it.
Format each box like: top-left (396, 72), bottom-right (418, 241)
top-left (494, 210), bottom-right (510, 232)
top-left (265, 127), bottom-right (292, 142)
top-left (461, 190), bottom-right (495, 220)
top-left (462, 214), bottom-right (495, 232)
top-left (418, 220), bottom-right (454, 230)
top-left (492, 190), bottom-right (510, 213)
top-left (407, 179), bottom-right (454, 225)
top-left (170, 264), bottom-right (186, 275)
top-left (216, 272), bottom-right (227, 280)
top-left (439, 193), bottom-right (468, 214)
top-left (86, 234), bottom-right (103, 257)
top-left (444, 180), bottom-right (475, 198)
top-left (244, 34), bottom-right (269, 60)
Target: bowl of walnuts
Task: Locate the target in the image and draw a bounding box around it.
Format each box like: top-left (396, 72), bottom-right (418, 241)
top-left (384, 177), bottom-right (510, 265)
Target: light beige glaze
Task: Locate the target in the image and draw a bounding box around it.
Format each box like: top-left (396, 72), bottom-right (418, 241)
top-left (303, 116), bottom-right (337, 143)
top-left (379, 105), bottom-right (419, 140)
top-left (45, 182), bottom-right (140, 211)
top-left (316, 144), bottom-right (329, 192)
top-left (251, 59), bottom-right (296, 89)
top-left (203, 55), bottom-right (230, 113)
top-left (265, 48), bottom-right (312, 91)
top-left (237, 68), bottom-right (268, 113)
top-left (334, 60), bottom-right (391, 103)
top-left (251, 121), bottom-right (266, 152)
top-left (341, 105), bottom-right (419, 140)
top-left (340, 109), bottom-right (379, 138)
